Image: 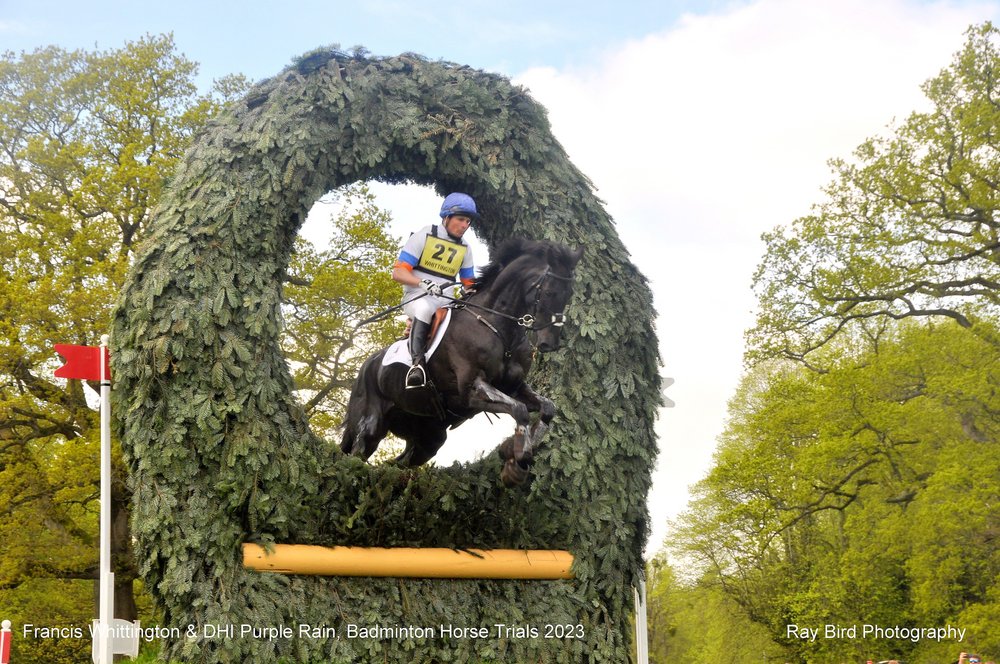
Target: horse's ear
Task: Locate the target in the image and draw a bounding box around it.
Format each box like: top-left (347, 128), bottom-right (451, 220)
top-left (570, 246), bottom-right (584, 266)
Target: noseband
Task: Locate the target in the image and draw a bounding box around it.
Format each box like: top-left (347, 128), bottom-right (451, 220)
top-left (517, 267), bottom-right (574, 331)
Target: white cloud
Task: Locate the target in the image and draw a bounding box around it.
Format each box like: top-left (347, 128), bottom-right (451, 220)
top-left (517, 0), bottom-right (993, 246)
top-left (512, 0), bottom-right (999, 554)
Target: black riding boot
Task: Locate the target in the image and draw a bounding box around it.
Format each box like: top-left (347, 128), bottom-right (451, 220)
top-left (405, 320), bottom-right (432, 388)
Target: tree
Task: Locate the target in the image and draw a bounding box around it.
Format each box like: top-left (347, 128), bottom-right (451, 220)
top-left (749, 22), bottom-right (1000, 367)
top-left (666, 21), bottom-right (1000, 664)
top-left (670, 321), bottom-right (1000, 662)
top-left (0, 34), bottom-right (248, 635)
top-left (283, 184), bottom-right (401, 439)
top-left (0, 39), bottom-right (405, 663)
top-left (645, 554), bottom-right (785, 663)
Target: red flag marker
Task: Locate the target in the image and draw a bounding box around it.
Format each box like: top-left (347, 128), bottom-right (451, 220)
top-left (54, 337), bottom-right (120, 662)
top-left (54, 344), bottom-right (110, 381)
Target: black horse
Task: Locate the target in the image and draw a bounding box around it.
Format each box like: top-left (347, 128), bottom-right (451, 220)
top-left (340, 238), bottom-right (583, 485)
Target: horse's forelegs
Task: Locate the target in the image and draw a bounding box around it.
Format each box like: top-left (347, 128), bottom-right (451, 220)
top-left (513, 383), bottom-right (555, 461)
top-left (522, 420), bottom-right (548, 460)
top-left (468, 378), bottom-right (549, 485)
top-left (466, 378), bottom-right (531, 430)
top-left (515, 383), bottom-right (556, 423)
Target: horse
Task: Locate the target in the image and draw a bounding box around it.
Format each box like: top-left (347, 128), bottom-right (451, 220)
top-left (340, 237), bottom-right (583, 486)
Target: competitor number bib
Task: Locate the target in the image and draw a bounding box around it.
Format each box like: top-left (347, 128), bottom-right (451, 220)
top-left (417, 234), bottom-right (467, 279)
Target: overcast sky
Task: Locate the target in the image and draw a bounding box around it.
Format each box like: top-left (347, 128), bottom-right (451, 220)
top-left (5, 0), bottom-right (999, 556)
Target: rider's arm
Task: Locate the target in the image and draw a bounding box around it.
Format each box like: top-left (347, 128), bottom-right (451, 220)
top-left (459, 248), bottom-right (475, 289)
top-left (394, 230), bottom-right (426, 287)
top-left (392, 263), bottom-right (423, 287)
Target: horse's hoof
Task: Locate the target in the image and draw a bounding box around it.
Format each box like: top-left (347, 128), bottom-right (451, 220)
top-left (501, 458), bottom-right (530, 487)
top-left (498, 435), bottom-right (514, 460)
top-left (498, 434), bottom-right (524, 462)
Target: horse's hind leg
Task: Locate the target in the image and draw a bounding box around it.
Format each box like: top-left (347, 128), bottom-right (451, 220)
top-left (340, 354), bottom-right (393, 460)
top-left (341, 395), bottom-right (390, 460)
top-left (394, 424), bottom-right (448, 467)
top-left (355, 413), bottom-right (390, 459)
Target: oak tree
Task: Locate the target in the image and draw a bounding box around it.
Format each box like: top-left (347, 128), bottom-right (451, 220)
top-left (749, 23), bottom-right (1000, 367)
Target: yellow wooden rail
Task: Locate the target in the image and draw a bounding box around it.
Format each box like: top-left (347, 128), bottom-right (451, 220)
top-left (242, 543), bottom-right (574, 580)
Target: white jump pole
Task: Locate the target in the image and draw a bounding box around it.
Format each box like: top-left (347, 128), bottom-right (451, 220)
top-left (634, 581), bottom-right (649, 664)
top-left (96, 334), bottom-right (113, 664)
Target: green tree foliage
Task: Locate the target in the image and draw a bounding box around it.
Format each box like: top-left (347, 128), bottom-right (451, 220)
top-left (0, 34), bottom-right (242, 636)
top-left (749, 23), bottom-right (1000, 367)
top-left (670, 321), bottom-right (999, 662)
top-left (645, 555), bottom-right (784, 663)
top-left (283, 184), bottom-right (401, 438)
top-left (659, 23), bottom-right (1000, 663)
top-left (0, 36), bottom-right (405, 661)
top-left (110, 48), bottom-right (660, 663)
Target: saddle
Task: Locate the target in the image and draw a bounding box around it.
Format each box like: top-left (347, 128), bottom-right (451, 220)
top-left (428, 307), bottom-right (449, 342)
top-left (380, 307), bottom-right (456, 420)
top-left (382, 307), bottom-right (454, 368)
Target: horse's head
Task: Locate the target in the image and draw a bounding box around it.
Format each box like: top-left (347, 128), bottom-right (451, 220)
top-left (517, 243), bottom-right (584, 353)
top-left (488, 240), bottom-right (583, 353)
top-left (474, 238), bottom-right (584, 353)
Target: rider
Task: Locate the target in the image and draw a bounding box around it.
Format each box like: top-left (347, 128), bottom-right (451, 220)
top-left (392, 192), bottom-right (478, 388)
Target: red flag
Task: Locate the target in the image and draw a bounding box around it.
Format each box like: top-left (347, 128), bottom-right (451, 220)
top-left (54, 344), bottom-right (111, 381)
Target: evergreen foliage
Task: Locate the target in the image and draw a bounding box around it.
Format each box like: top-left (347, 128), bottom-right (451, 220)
top-left (110, 49), bottom-right (660, 662)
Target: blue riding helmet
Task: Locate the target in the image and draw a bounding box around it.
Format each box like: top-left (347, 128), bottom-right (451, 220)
top-left (439, 192), bottom-right (479, 220)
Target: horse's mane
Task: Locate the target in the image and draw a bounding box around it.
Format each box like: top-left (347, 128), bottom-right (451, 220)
top-left (473, 238), bottom-right (576, 291)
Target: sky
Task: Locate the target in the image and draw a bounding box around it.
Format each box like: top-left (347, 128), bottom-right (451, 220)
top-left (4, 0), bottom-right (999, 558)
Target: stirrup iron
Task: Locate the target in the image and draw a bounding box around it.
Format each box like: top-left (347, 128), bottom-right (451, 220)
top-left (405, 363), bottom-right (427, 389)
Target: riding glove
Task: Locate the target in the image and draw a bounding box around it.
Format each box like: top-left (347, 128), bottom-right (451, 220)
top-left (420, 279), bottom-right (444, 297)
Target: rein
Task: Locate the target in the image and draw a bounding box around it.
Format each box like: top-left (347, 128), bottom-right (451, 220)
top-left (454, 266), bottom-right (574, 357)
top-left (354, 291), bottom-right (430, 328)
top-left (354, 266), bottom-right (573, 357)
top-left (456, 267), bottom-right (573, 331)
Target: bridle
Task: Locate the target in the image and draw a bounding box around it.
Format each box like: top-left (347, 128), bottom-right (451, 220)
top-left (519, 266), bottom-right (574, 331)
top-left (459, 266), bottom-right (573, 332)
top-left (453, 265), bottom-right (574, 358)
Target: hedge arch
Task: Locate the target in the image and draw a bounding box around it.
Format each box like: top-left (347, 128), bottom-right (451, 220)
top-left (111, 49), bottom-right (660, 663)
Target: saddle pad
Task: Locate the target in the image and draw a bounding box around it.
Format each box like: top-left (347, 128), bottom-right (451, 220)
top-left (381, 308), bottom-right (453, 367)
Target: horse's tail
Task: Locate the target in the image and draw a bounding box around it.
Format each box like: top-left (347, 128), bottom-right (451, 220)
top-left (339, 348), bottom-right (388, 456)
top-left (338, 419), bottom-right (355, 455)
top-left (339, 367), bottom-right (366, 455)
